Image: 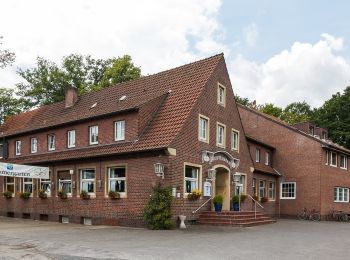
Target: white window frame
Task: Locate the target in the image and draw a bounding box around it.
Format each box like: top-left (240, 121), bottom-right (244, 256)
top-left (58, 176), bottom-right (72, 196)
top-left (115, 120), bottom-right (125, 141)
top-left (198, 114), bottom-right (209, 143)
top-left (334, 187), bottom-right (349, 203)
top-left (265, 152), bottom-right (270, 166)
top-left (89, 126), bottom-right (99, 145)
top-left (259, 180), bottom-right (266, 199)
top-left (325, 150), bottom-right (329, 165)
top-left (48, 134), bottom-right (55, 151)
top-left (235, 173), bottom-right (246, 195)
top-left (0, 143), bottom-right (3, 159)
top-left (280, 182), bottom-right (296, 199)
top-left (330, 151), bottom-right (337, 167)
top-left (107, 166), bottom-right (126, 198)
top-left (268, 181), bottom-right (275, 201)
top-left (231, 129), bottom-right (239, 152)
top-left (216, 122), bottom-right (226, 148)
top-left (4, 177), bottom-right (15, 196)
top-left (80, 169), bottom-right (96, 195)
top-left (340, 154), bottom-right (348, 170)
top-left (15, 140), bottom-right (21, 155)
top-left (40, 172), bottom-right (51, 197)
top-left (217, 83), bottom-right (226, 107)
top-left (184, 163), bottom-right (202, 196)
top-left (256, 149), bottom-right (260, 163)
top-left (22, 178), bottom-right (33, 195)
top-left (252, 178), bottom-right (257, 196)
top-left (67, 130), bottom-right (76, 148)
top-left (30, 137), bottom-right (38, 154)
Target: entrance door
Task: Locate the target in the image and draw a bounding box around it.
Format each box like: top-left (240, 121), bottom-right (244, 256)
top-left (214, 166), bottom-right (230, 211)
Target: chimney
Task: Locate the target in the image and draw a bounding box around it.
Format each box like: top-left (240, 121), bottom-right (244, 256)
top-left (65, 86), bottom-right (78, 108)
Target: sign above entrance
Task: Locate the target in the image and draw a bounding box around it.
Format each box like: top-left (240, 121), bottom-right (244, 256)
top-left (201, 150), bottom-right (240, 169)
top-left (0, 162), bottom-right (49, 179)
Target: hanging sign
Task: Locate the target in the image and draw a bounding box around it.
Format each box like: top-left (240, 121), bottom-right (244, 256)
top-left (0, 162), bottom-right (49, 179)
top-left (203, 181), bottom-right (212, 197)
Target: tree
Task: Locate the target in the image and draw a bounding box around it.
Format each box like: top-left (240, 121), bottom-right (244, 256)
top-left (235, 95), bottom-right (252, 106)
top-left (312, 87), bottom-right (350, 148)
top-left (258, 103), bottom-right (283, 118)
top-left (281, 101), bottom-right (312, 124)
top-left (17, 54), bottom-right (141, 107)
top-left (0, 88), bottom-right (28, 124)
top-left (0, 36), bottom-right (15, 68)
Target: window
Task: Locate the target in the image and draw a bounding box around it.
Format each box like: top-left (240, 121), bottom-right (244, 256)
top-left (15, 140), bottom-right (21, 155)
top-left (281, 182), bottom-right (296, 199)
top-left (252, 178), bottom-right (257, 196)
top-left (5, 177), bottom-right (15, 195)
top-left (89, 126), bottom-right (98, 145)
top-left (58, 170), bottom-right (72, 195)
top-left (235, 174), bottom-right (246, 195)
top-left (217, 83), bottom-right (226, 106)
top-left (268, 182), bottom-right (275, 200)
top-left (23, 178), bottom-right (33, 194)
top-left (259, 180), bottom-right (266, 199)
top-left (80, 169), bottom-right (95, 194)
top-left (0, 142), bottom-right (3, 159)
top-left (330, 151), bottom-right (337, 167)
top-left (184, 164), bottom-right (200, 194)
top-left (31, 138), bottom-right (38, 153)
top-left (265, 152), bottom-right (270, 166)
top-left (326, 151), bottom-right (329, 165)
top-left (231, 129), bottom-right (239, 151)
top-left (115, 120), bottom-right (125, 141)
top-left (340, 154), bottom-right (348, 170)
top-left (334, 187), bottom-right (349, 202)
top-left (67, 130), bottom-right (76, 148)
top-left (198, 115), bottom-right (209, 143)
top-left (255, 149), bottom-right (260, 162)
top-left (107, 166), bottom-right (126, 197)
top-left (40, 172), bottom-right (51, 197)
top-left (216, 123), bottom-right (226, 147)
top-left (48, 135), bottom-right (55, 151)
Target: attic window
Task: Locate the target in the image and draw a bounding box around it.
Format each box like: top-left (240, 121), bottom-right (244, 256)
top-left (119, 95), bottom-right (127, 101)
top-left (90, 103), bottom-right (97, 109)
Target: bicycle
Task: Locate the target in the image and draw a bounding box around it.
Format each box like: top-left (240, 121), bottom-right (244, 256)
top-left (328, 209), bottom-right (348, 222)
top-left (297, 208), bottom-right (320, 221)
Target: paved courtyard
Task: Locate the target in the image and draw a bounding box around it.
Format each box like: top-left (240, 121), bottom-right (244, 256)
top-left (0, 217), bottom-right (349, 260)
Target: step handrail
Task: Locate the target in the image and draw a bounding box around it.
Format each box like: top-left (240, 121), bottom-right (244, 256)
top-left (246, 194), bottom-right (264, 219)
top-left (192, 197), bottom-right (213, 214)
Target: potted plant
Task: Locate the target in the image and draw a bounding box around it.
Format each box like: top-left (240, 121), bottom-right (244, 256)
top-left (3, 191), bottom-right (13, 199)
top-left (240, 194), bottom-right (247, 203)
top-left (232, 195), bottom-right (240, 211)
top-left (38, 189), bottom-right (48, 199)
top-left (58, 190), bottom-right (68, 199)
top-left (187, 189), bottom-right (201, 200)
top-left (108, 191), bottom-right (120, 199)
top-left (20, 192), bottom-right (31, 199)
top-left (213, 194), bottom-right (223, 212)
top-left (80, 190), bottom-right (90, 200)
top-left (260, 197), bottom-right (268, 203)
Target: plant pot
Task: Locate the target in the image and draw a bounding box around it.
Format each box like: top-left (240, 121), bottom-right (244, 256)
top-left (214, 203), bottom-right (222, 212)
top-left (233, 202), bottom-right (240, 211)
top-left (179, 215), bottom-right (187, 229)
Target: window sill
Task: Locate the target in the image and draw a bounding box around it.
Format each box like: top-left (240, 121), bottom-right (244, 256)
top-left (340, 167), bottom-right (348, 170)
top-left (280, 197), bottom-right (296, 200)
top-left (334, 201), bottom-right (349, 203)
top-left (199, 139), bottom-right (209, 144)
top-left (216, 144), bottom-right (225, 149)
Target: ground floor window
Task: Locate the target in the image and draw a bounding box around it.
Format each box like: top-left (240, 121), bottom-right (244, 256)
top-left (58, 170), bottom-right (72, 195)
top-left (184, 164), bottom-right (200, 194)
top-left (23, 178), bottom-right (33, 194)
top-left (40, 176), bottom-right (51, 196)
top-left (252, 178), bottom-right (257, 196)
top-left (268, 181), bottom-right (275, 200)
top-left (235, 174), bottom-right (246, 195)
top-left (80, 169), bottom-right (95, 194)
top-left (334, 187), bottom-right (349, 202)
top-left (259, 180), bottom-right (266, 199)
top-left (281, 182), bottom-right (296, 199)
top-left (107, 166), bottom-right (126, 196)
top-left (5, 177), bottom-right (15, 194)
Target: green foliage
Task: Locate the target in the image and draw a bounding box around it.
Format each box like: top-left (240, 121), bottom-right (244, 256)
top-left (0, 36), bottom-right (15, 68)
top-left (20, 192), bottom-right (31, 199)
top-left (282, 101), bottom-right (312, 124)
top-left (80, 190), bottom-right (90, 199)
top-left (0, 88), bottom-right (29, 124)
top-left (258, 103), bottom-right (283, 118)
top-left (235, 95), bottom-right (252, 106)
top-left (3, 190), bottom-right (13, 199)
top-left (58, 190), bottom-right (67, 199)
top-left (231, 195), bottom-right (239, 204)
top-left (38, 189), bottom-right (48, 199)
top-left (213, 194), bottom-right (223, 205)
top-left (240, 194), bottom-right (247, 203)
top-left (108, 191), bottom-right (120, 199)
top-left (143, 184), bottom-right (173, 230)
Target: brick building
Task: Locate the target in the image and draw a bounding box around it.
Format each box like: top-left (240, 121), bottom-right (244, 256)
top-left (239, 105), bottom-right (350, 218)
top-left (0, 54), bottom-right (259, 226)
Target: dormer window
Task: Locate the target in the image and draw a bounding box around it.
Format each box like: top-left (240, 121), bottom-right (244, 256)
top-left (340, 154), bottom-right (348, 170)
top-left (265, 152), bottom-right (270, 166)
top-left (31, 138), bottom-right (38, 153)
top-left (330, 151), bottom-right (337, 167)
top-left (67, 130), bottom-right (76, 148)
top-left (217, 83), bottom-right (226, 107)
top-left (15, 140), bottom-right (21, 155)
top-left (48, 135), bottom-right (55, 151)
top-left (89, 126), bottom-right (99, 145)
top-left (309, 126), bottom-right (315, 136)
top-left (199, 115), bottom-right (209, 143)
top-left (115, 120), bottom-right (125, 141)
top-left (0, 142), bottom-right (3, 159)
top-left (255, 148), bottom-right (260, 162)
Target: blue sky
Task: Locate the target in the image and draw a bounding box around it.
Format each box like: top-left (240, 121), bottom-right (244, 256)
top-left (1, 0), bottom-right (350, 107)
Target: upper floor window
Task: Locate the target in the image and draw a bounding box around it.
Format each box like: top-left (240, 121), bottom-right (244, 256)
top-left (334, 187), bottom-right (349, 202)
top-left (184, 164), bottom-right (200, 194)
top-left (255, 148), bottom-right (260, 162)
top-left (0, 142), bottom-right (3, 159)
top-left (281, 182), bottom-right (296, 199)
top-left (15, 140), bottom-right (21, 155)
top-left (330, 151), bottom-right (337, 167)
top-left (48, 134), bottom-right (55, 151)
top-left (198, 115), bottom-right (209, 143)
top-left (216, 123), bottom-right (226, 147)
top-left (67, 130), bottom-right (76, 148)
top-left (115, 120), bottom-right (125, 141)
top-left (217, 83), bottom-right (226, 106)
top-left (231, 129), bottom-right (239, 151)
top-left (309, 126), bottom-right (315, 135)
top-left (107, 166), bottom-right (126, 197)
top-left (31, 138), bottom-right (38, 153)
top-left (80, 169), bottom-right (96, 195)
top-left (265, 152), bottom-right (270, 166)
top-left (340, 154), bottom-right (348, 170)
top-left (89, 126), bottom-right (98, 145)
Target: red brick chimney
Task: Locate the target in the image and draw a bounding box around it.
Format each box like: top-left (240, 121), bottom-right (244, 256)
top-left (65, 86), bottom-right (78, 108)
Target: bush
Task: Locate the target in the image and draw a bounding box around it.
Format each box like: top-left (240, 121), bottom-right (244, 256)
top-left (213, 194), bottom-right (223, 205)
top-left (240, 194), bottom-right (247, 203)
top-left (144, 184), bottom-right (173, 230)
top-left (58, 190), bottom-right (68, 199)
top-left (231, 195), bottom-right (240, 204)
top-left (20, 192), bottom-right (31, 199)
top-left (187, 189), bottom-right (201, 200)
top-left (108, 191), bottom-right (120, 199)
top-left (38, 189), bottom-right (48, 199)
top-left (3, 191), bottom-right (13, 199)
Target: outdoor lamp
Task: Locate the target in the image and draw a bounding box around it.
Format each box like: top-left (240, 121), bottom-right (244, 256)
top-left (154, 163), bottom-right (165, 179)
top-left (233, 172), bottom-right (241, 183)
top-left (207, 168), bottom-right (216, 180)
top-left (69, 169), bottom-right (74, 175)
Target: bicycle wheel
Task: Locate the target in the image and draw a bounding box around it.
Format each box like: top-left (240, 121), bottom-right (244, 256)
top-left (340, 214), bottom-right (348, 222)
top-left (298, 213), bottom-right (306, 220)
top-left (311, 213), bottom-right (321, 221)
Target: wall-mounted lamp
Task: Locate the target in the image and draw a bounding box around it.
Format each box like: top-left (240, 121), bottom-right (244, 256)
top-left (69, 169), bottom-right (74, 175)
top-left (207, 168), bottom-right (216, 181)
top-left (154, 163), bottom-right (165, 179)
top-left (232, 172), bottom-right (241, 183)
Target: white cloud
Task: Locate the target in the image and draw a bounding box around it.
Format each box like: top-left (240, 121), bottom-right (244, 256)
top-left (230, 34), bottom-right (350, 108)
top-left (0, 0), bottom-right (226, 87)
top-left (242, 23), bottom-right (259, 47)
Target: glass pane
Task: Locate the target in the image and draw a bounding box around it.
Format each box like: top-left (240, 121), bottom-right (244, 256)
top-left (41, 183), bottom-right (51, 194)
top-left (82, 181), bottom-right (94, 193)
top-left (110, 180), bottom-right (125, 192)
top-left (6, 184), bottom-right (14, 193)
top-left (61, 182), bottom-right (72, 194)
top-left (185, 166), bottom-right (198, 178)
top-left (24, 184), bottom-right (32, 193)
top-left (109, 167), bottom-right (125, 178)
top-left (82, 169), bottom-right (95, 179)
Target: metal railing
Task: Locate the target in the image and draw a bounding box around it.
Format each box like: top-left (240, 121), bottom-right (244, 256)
top-left (247, 194), bottom-right (264, 219)
top-left (192, 197), bottom-right (213, 214)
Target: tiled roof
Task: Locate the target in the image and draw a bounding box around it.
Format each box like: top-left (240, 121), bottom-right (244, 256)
top-left (1, 54), bottom-right (223, 162)
top-left (253, 163), bottom-right (280, 176)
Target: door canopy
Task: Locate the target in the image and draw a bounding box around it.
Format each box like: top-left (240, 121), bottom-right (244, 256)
top-left (201, 150), bottom-right (240, 169)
